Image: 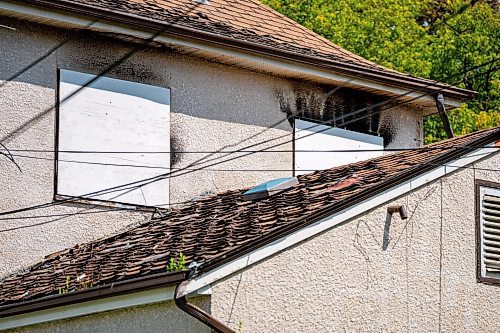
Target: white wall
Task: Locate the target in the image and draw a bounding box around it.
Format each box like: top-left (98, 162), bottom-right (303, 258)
top-left (211, 153), bottom-right (500, 332)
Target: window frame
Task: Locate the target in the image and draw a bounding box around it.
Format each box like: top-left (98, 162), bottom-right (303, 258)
top-left (53, 68), bottom-right (171, 210)
top-left (475, 179), bottom-right (500, 284)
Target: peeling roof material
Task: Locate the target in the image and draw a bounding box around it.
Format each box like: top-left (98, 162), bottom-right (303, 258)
top-left (0, 128), bottom-right (498, 309)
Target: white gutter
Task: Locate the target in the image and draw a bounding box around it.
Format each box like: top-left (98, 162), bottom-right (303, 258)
top-left (0, 286), bottom-right (175, 331)
top-left (177, 145), bottom-right (498, 297)
top-left (0, 284), bottom-right (213, 331)
top-left (0, 1), bottom-right (462, 107)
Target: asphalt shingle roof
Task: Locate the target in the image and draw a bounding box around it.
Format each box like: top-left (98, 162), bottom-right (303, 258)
top-left (73, 0), bottom-right (386, 70)
top-left (12, 0), bottom-right (475, 99)
top-left (0, 128), bottom-right (498, 307)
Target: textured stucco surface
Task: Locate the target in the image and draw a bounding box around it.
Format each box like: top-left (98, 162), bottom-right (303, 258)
top-left (210, 153), bottom-right (500, 333)
top-left (0, 17), bottom-right (424, 278)
top-left (6, 297), bottom-right (211, 333)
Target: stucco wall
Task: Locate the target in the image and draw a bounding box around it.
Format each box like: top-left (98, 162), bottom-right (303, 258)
top-left (210, 153), bottom-right (500, 332)
top-left (6, 297), bottom-right (210, 333)
top-left (0, 16), bottom-right (422, 279)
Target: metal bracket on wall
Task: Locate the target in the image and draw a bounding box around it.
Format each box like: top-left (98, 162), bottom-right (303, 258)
top-left (434, 93), bottom-right (454, 139)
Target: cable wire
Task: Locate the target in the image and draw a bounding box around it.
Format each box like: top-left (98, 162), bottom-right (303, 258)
top-left (4, 145), bottom-right (498, 171)
top-left (0, 47), bottom-right (497, 217)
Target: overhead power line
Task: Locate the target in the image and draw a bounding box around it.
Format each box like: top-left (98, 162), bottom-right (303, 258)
top-left (0, 64), bottom-right (497, 218)
top-left (107, 66), bottom-right (499, 199)
top-left (2, 145), bottom-right (499, 155)
top-left (2, 145), bottom-right (498, 171)
top-left (0, 41), bottom-right (497, 217)
top-left (0, 142), bottom-right (21, 172)
top-left (0, 160), bottom-right (498, 232)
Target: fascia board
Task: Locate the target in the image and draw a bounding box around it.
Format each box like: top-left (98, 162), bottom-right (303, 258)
top-left (0, 1), bottom-right (464, 107)
top-left (0, 286), bottom-right (175, 331)
top-left (0, 284), bottom-right (213, 331)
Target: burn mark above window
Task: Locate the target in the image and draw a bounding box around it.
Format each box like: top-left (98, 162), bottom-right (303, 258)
top-left (276, 85), bottom-right (394, 146)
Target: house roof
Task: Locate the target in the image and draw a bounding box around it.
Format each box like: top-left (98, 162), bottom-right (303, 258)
top-left (12, 0), bottom-right (475, 100)
top-left (0, 127), bottom-right (499, 311)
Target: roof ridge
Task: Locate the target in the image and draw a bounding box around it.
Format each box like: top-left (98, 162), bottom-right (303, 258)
top-left (425, 127), bottom-right (500, 148)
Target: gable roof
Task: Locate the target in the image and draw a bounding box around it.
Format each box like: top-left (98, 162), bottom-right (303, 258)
top-left (1, 127), bottom-right (498, 311)
top-left (11, 0), bottom-right (474, 100)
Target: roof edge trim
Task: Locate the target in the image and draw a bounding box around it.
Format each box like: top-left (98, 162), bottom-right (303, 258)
top-left (0, 286), bottom-right (179, 330)
top-left (4, 0), bottom-right (476, 101)
top-left (178, 139), bottom-right (499, 297)
top-left (0, 271), bottom-right (186, 321)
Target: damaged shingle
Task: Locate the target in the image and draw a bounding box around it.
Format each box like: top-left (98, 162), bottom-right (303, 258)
top-left (0, 128), bottom-right (498, 306)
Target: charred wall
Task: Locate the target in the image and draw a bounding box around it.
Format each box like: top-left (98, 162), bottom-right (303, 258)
top-left (276, 83), bottom-right (405, 146)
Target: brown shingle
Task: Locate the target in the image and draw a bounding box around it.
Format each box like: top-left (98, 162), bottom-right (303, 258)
top-left (0, 128), bottom-right (498, 306)
top-left (43, 0), bottom-right (399, 72)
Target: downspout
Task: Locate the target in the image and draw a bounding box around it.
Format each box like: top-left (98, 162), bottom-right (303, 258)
top-left (434, 93), bottom-right (454, 139)
top-left (174, 281), bottom-right (235, 333)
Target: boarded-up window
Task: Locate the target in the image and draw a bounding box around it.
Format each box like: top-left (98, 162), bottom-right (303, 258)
top-left (294, 118), bottom-right (383, 175)
top-left (57, 69), bottom-right (170, 207)
top-left (477, 182), bottom-right (500, 282)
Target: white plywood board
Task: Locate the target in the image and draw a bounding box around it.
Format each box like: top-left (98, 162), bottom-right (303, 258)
top-left (58, 69), bottom-right (170, 207)
top-left (294, 119), bottom-right (383, 175)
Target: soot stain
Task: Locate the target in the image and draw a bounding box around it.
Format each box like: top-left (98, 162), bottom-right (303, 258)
top-left (170, 134), bottom-right (183, 167)
top-left (276, 90), bottom-right (294, 126)
top-left (276, 84), bottom-right (394, 146)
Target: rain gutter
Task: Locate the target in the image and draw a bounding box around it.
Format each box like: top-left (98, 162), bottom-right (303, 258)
top-left (0, 271), bottom-right (187, 319)
top-left (0, 268), bottom-right (234, 333)
top-left (7, 0), bottom-right (475, 101)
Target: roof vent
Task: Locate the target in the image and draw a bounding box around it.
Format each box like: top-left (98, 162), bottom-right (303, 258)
top-left (243, 177), bottom-right (299, 201)
top-left (195, 0), bottom-right (209, 4)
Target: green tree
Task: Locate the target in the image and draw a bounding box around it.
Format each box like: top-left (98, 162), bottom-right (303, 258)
top-left (261, 0), bottom-right (499, 143)
top-left (424, 1), bottom-right (499, 142)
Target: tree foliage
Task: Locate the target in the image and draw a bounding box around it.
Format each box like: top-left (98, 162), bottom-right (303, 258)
top-left (262, 0), bottom-right (499, 143)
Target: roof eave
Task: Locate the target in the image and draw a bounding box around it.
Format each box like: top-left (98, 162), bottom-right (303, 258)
top-left (0, 271), bottom-right (187, 319)
top-left (6, 0), bottom-right (476, 102)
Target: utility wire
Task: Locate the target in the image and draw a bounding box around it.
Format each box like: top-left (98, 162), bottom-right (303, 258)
top-left (0, 47), bottom-right (497, 216)
top-left (1, 159), bottom-right (498, 229)
top-left (0, 184), bottom-right (145, 232)
top-left (107, 66), bottom-right (499, 198)
top-left (0, 142), bottom-right (21, 172)
top-left (37, 58), bottom-right (495, 199)
top-left (2, 145), bottom-right (499, 155)
top-left (4, 145), bottom-right (498, 171)
top-left (0, 65), bottom-right (497, 217)
top-left (1, 147), bottom-right (497, 227)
